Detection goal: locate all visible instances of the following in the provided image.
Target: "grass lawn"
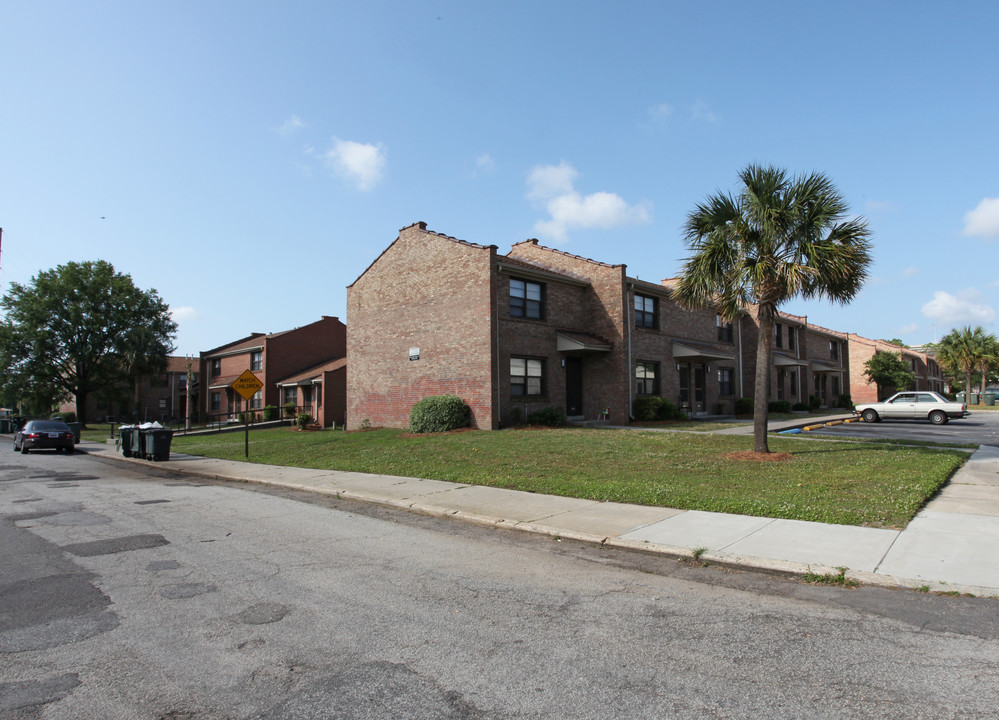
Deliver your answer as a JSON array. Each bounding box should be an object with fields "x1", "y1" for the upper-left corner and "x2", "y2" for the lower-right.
[{"x1": 170, "y1": 426, "x2": 967, "y2": 529}]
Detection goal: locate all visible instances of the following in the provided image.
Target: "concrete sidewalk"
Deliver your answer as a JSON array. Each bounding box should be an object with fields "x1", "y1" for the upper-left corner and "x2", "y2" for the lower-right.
[{"x1": 74, "y1": 435, "x2": 999, "y2": 598}]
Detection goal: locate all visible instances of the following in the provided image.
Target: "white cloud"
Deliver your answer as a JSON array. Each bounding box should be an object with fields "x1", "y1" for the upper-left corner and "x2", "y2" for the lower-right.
[
  {"x1": 963, "y1": 197, "x2": 999, "y2": 240},
  {"x1": 324, "y1": 138, "x2": 386, "y2": 191},
  {"x1": 526, "y1": 162, "x2": 651, "y2": 242},
  {"x1": 277, "y1": 114, "x2": 306, "y2": 135},
  {"x1": 649, "y1": 103, "x2": 673, "y2": 121},
  {"x1": 902, "y1": 266, "x2": 919, "y2": 277},
  {"x1": 474, "y1": 153, "x2": 495, "y2": 174},
  {"x1": 690, "y1": 99, "x2": 718, "y2": 123},
  {"x1": 865, "y1": 200, "x2": 897, "y2": 212},
  {"x1": 171, "y1": 306, "x2": 199, "y2": 323},
  {"x1": 899, "y1": 322, "x2": 919, "y2": 334},
  {"x1": 921, "y1": 289, "x2": 996, "y2": 327}
]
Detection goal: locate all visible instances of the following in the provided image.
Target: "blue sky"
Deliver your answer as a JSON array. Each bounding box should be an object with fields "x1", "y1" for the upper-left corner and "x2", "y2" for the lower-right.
[{"x1": 2, "y1": 1, "x2": 997, "y2": 356}]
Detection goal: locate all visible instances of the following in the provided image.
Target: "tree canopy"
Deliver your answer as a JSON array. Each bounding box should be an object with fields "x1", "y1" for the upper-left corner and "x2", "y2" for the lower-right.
[
  {"x1": 0, "y1": 260, "x2": 177, "y2": 424},
  {"x1": 863, "y1": 351, "x2": 915, "y2": 400},
  {"x1": 674, "y1": 165, "x2": 872, "y2": 453},
  {"x1": 935, "y1": 326, "x2": 998, "y2": 402}
]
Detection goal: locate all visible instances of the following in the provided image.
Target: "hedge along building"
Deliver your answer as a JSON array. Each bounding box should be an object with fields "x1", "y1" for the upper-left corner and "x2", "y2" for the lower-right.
[{"x1": 346, "y1": 222, "x2": 753, "y2": 430}]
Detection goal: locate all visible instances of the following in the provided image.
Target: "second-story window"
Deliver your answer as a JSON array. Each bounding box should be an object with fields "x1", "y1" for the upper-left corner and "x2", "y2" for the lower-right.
[
  {"x1": 251, "y1": 351, "x2": 262, "y2": 371},
  {"x1": 635, "y1": 294, "x2": 657, "y2": 329},
  {"x1": 510, "y1": 278, "x2": 543, "y2": 319},
  {"x1": 830, "y1": 340, "x2": 839, "y2": 360},
  {"x1": 716, "y1": 314, "x2": 733, "y2": 342},
  {"x1": 788, "y1": 326, "x2": 796, "y2": 351},
  {"x1": 775, "y1": 323, "x2": 784, "y2": 349},
  {"x1": 211, "y1": 359, "x2": 221, "y2": 377}
]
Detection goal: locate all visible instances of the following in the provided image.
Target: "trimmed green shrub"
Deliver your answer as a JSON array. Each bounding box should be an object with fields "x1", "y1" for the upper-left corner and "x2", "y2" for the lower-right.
[
  {"x1": 734, "y1": 397, "x2": 754, "y2": 415},
  {"x1": 632, "y1": 395, "x2": 664, "y2": 421},
  {"x1": 792, "y1": 402, "x2": 810, "y2": 411},
  {"x1": 284, "y1": 402, "x2": 297, "y2": 418},
  {"x1": 809, "y1": 394, "x2": 822, "y2": 410},
  {"x1": 768, "y1": 400, "x2": 792, "y2": 414},
  {"x1": 409, "y1": 395, "x2": 470, "y2": 433},
  {"x1": 527, "y1": 406, "x2": 565, "y2": 427},
  {"x1": 834, "y1": 394, "x2": 853, "y2": 409},
  {"x1": 263, "y1": 405, "x2": 279, "y2": 421},
  {"x1": 658, "y1": 398, "x2": 685, "y2": 420},
  {"x1": 51, "y1": 411, "x2": 76, "y2": 423},
  {"x1": 296, "y1": 413, "x2": 313, "y2": 429}
]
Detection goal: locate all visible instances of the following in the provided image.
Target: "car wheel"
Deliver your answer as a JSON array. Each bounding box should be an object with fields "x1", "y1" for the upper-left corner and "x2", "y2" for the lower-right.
[
  {"x1": 65, "y1": 446, "x2": 74, "y2": 454},
  {"x1": 929, "y1": 410, "x2": 948, "y2": 425},
  {"x1": 861, "y1": 409, "x2": 879, "y2": 423},
  {"x1": 20, "y1": 445, "x2": 29, "y2": 454}
]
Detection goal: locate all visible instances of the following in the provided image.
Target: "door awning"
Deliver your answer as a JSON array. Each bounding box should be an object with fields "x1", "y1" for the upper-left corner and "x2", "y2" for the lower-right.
[
  {"x1": 810, "y1": 360, "x2": 842, "y2": 372},
  {"x1": 773, "y1": 353, "x2": 807, "y2": 367},
  {"x1": 556, "y1": 331, "x2": 612, "y2": 353},
  {"x1": 672, "y1": 341, "x2": 735, "y2": 362}
]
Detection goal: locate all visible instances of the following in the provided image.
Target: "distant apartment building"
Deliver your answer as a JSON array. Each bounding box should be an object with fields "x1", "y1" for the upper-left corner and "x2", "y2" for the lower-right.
[{"x1": 200, "y1": 316, "x2": 347, "y2": 427}]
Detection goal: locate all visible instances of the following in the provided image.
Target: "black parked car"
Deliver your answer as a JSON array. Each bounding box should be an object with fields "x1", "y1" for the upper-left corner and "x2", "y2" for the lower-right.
[{"x1": 13, "y1": 420, "x2": 76, "y2": 454}]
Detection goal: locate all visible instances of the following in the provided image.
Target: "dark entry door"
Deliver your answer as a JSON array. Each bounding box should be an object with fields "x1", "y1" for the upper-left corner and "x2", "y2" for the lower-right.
[
  {"x1": 565, "y1": 357, "x2": 583, "y2": 416},
  {"x1": 694, "y1": 364, "x2": 706, "y2": 412}
]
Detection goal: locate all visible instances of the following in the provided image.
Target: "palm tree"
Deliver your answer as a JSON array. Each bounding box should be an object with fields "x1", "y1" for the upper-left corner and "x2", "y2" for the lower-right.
[
  {"x1": 938, "y1": 326, "x2": 997, "y2": 404},
  {"x1": 674, "y1": 165, "x2": 872, "y2": 453}
]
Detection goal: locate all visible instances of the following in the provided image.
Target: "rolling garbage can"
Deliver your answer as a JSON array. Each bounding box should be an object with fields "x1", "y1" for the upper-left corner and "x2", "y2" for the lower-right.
[
  {"x1": 66, "y1": 422, "x2": 82, "y2": 444},
  {"x1": 0, "y1": 419, "x2": 11, "y2": 434},
  {"x1": 131, "y1": 427, "x2": 146, "y2": 459},
  {"x1": 986, "y1": 392, "x2": 996, "y2": 407},
  {"x1": 143, "y1": 428, "x2": 174, "y2": 461},
  {"x1": 119, "y1": 426, "x2": 134, "y2": 457}
]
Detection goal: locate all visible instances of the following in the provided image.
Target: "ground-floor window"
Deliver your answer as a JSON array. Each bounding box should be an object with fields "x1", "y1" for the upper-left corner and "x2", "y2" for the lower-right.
[
  {"x1": 832, "y1": 376, "x2": 841, "y2": 397},
  {"x1": 283, "y1": 387, "x2": 297, "y2": 406},
  {"x1": 790, "y1": 371, "x2": 797, "y2": 397},
  {"x1": 511, "y1": 357, "x2": 543, "y2": 396},
  {"x1": 776, "y1": 368, "x2": 786, "y2": 400},
  {"x1": 210, "y1": 391, "x2": 221, "y2": 411},
  {"x1": 719, "y1": 367, "x2": 734, "y2": 396},
  {"x1": 635, "y1": 361, "x2": 659, "y2": 395}
]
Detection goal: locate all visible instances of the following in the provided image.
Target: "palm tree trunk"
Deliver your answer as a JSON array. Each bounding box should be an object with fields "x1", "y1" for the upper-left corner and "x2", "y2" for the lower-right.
[{"x1": 753, "y1": 308, "x2": 775, "y2": 453}]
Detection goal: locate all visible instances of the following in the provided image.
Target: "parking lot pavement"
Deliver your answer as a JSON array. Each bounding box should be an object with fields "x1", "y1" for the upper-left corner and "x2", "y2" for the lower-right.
[{"x1": 805, "y1": 410, "x2": 999, "y2": 447}]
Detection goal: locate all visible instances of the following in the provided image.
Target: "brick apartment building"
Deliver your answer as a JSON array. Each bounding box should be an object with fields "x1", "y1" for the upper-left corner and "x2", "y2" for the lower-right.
[
  {"x1": 200, "y1": 316, "x2": 347, "y2": 427},
  {"x1": 845, "y1": 334, "x2": 944, "y2": 403},
  {"x1": 348, "y1": 223, "x2": 752, "y2": 430},
  {"x1": 347, "y1": 222, "x2": 942, "y2": 431}
]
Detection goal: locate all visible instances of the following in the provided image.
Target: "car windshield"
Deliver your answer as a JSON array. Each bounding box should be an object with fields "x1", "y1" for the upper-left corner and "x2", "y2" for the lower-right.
[{"x1": 27, "y1": 421, "x2": 71, "y2": 432}]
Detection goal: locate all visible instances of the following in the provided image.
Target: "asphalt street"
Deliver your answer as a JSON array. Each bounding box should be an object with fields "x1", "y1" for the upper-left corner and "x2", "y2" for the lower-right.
[{"x1": 3, "y1": 450, "x2": 999, "y2": 719}]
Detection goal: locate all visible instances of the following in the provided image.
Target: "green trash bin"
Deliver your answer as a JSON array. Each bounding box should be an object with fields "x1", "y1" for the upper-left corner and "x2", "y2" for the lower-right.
[
  {"x1": 985, "y1": 392, "x2": 997, "y2": 407},
  {"x1": 143, "y1": 428, "x2": 174, "y2": 461},
  {"x1": 0, "y1": 419, "x2": 11, "y2": 434},
  {"x1": 119, "y1": 427, "x2": 134, "y2": 457},
  {"x1": 66, "y1": 422, "x2": 82, "y2": 444},
  {"x1": 131, "y1": 427, "x2": 146, "y2": 458}
]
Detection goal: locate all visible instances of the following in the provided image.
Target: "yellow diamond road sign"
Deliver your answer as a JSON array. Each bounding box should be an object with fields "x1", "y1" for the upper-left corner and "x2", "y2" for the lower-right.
[{"x1": 231, "y1": 369, "x2": 264, "y2": 401}]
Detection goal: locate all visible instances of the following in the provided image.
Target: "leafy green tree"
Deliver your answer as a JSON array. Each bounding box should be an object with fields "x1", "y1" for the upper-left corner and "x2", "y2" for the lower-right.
[
  {"x1": 675, "y1": 165, "x2": 872, "y2": 453},
  {"x1": 864, "y1": 351, "x2": 915, "y2": 400},
  {"x1": 0, "y1": 260, "x2": 177, "y2": 425},
  {"x1": 886, "y1": 338, "x2": 909, "y2": 348},
  {"x1": 936, "y1": 326, "x2": 996, "y2": 403}
]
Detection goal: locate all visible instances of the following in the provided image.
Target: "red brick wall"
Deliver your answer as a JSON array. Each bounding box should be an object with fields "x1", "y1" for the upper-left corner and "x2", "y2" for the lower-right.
[
  {"x1": 347, "y1": 223, "x2": 497, "y2": 430},
  {"x1": 506, "y1": 242, "x2": 630, "y2": 424}
]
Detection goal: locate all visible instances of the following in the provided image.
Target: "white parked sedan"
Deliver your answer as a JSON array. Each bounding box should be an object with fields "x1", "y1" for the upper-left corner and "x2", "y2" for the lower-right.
[{"x1": 854, "y1": 391, "x2": 969, "y2": 425}]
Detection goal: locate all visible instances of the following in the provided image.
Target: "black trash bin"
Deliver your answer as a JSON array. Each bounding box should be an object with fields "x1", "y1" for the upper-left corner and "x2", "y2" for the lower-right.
[
  {"x1": 143, "y1": 428, "x2": 174, "y2": 461},
  {"x1": 66, "y1": 422, "x2": 82, "y2": 444},
  {"x1": 0, "y1": 419, "x2": 10, "y2": 434},
  {"x1": 119, "y1": 427, "x2": 134, "y2": 457}
]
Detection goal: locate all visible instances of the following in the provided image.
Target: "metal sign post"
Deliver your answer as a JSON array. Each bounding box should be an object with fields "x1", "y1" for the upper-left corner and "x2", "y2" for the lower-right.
[{"x1": 230, "y1": 370, "x2": 264, "y2": 458}]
